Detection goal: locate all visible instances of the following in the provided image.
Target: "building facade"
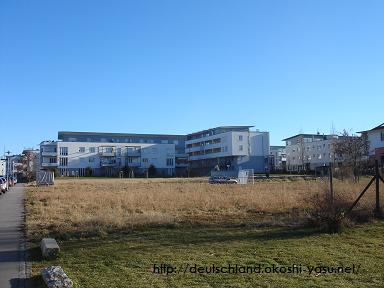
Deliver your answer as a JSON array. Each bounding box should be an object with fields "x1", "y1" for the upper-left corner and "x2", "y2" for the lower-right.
[
  {"x1": 185, "y1": 126, "x2": 269, "y2": 175},
  {"x1": 40, "y1": 131, "x2": 188, "y2": 177},
  {"x1": 40, "y1": 127, "x2": 270, "y2": 177},
  {"x1": 269, "y1": 146, "x2": 286, "y2": 171},
  {"x1": 0, "y1": 159, "x2": 5, "y2": 176},
  {"x1": 359, "y1": 123, "x2": 384, "y2": 166},
  {"x1": 21, "y1": 149, "x2": 40, "y2": 179},
  {"x1": 283, "y1": 133, "x2": 341, "y2": 172}
]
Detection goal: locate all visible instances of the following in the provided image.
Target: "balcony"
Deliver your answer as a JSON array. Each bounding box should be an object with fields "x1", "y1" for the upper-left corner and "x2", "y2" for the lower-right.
[
  {"x1": 41, "y1": 151, "x2": 57, "y2": 157},
  {"x1": 176, "y1": 163, "x2": 188, "y2": 167},
  {"x1": 126, "y1": 150, "x2": 141, "y2": 156},
  {"x1": 100, "y1": 160, "x2": 117, "y2": 167},
  {"x1": 41, "y1": 162, "x2": 58, "y2": 167},
  {"x1": 126, "y1": 162, "x2": 141, "y2": 167},
  {"x1": 99, "y1": 152, "x2": 115, "y2": 157}
]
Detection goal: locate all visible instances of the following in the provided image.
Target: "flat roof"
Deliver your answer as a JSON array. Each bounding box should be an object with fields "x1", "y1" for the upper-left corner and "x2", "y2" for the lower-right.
[
  {"x1": 187, "y1": 126, "x2": 254, "y2": 136},
  {"x1": 58, "y1": 131, "x2": 186, "y2": 139},
  {"x1": 281, "y1": 133, "x2": 332, "y2": 141}
]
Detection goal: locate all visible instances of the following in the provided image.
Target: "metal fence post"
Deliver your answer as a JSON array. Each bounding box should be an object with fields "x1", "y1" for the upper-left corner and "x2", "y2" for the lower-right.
[{"x1": 375, "y1": 160, "x2": 382, "y2": 217}]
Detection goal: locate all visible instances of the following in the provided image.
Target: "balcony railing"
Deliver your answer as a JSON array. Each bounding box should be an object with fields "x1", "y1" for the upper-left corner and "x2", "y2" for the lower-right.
[
  {"x1": 126, "y1": 162, "x2": 141, "y2": 167},
  {"x1": 126, "y1": 150, "x2": 141, "y2": 156},
  {"x1": 41, "y1": 162, "x2": 58, "y2": 167},
  {"x1": 100, "y1": 161, "x2": 117, "y2": 167},
  {"x1": 99, "y1": 152, "x2": 115, "y2": 157},
  {"x1": 41, "y1": 151, "x2": 57, "y2": 157}
]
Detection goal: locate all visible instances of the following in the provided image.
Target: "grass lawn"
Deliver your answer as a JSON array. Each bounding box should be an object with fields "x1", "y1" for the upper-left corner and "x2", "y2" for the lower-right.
[{"x1": 29, "y1": 221, "x2": 384, "y2": 288}]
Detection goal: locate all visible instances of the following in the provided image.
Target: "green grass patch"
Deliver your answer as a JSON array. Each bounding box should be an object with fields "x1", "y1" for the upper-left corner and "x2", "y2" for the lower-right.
[{"x1": 29, "y1": 221, "x2": 384, "y2": 287}]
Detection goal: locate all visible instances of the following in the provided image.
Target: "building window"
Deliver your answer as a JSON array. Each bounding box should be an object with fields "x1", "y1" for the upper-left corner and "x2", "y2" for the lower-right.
[
  {"x1": 89, "y1": 147, "x2": 95, "y2": 153},
  {"x1": 166, "y1": 158, "x2": 174, "y2": 166},
  {"x1": 381, "y1": 131, "x2": 384, "y2": 141},
  {"x1": 142, "y1": 158, "x2": 148, "y2": 163},
  {"x1": 59, "y1": 147, "x2": 68, "y2": 156},
  {"x1": 239, "y1": 145, "x2": 243, "y2": 151},
  {"x1": 117, "y1": 148, "x2": 121, "y2": 156},
  {"x1": 89, "y1": 157, "x2": 94, "y2": 163},
  {"x1": 59, "y1": 157, "x2": 68, "y2": 166},
  {"x1": 79, "y1": 147, "x2": 85, "y2": 153},
  {"x1": 239, "y1": 135, "x2": 243, "y2": 141},
  {"x1": 49, "y1": 157, "x2": 56, "y2": 163}
]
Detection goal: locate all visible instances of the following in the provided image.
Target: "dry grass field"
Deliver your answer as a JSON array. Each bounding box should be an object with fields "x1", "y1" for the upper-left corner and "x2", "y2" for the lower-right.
[
  {"x1": 26, "y1": 177, "x2": 384, "y2": 288},
  {"x1": 25, "y1": 177, "x2": 381, "y2": 240}
]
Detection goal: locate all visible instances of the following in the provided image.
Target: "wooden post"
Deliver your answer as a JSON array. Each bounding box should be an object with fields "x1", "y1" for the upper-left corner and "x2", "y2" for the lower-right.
[
  {"x1": 374, "y1": 160, "x2": 382, "y2": 217},
  {"x1": 329, "y1": 162, "x2": 334, "y2": 206}
]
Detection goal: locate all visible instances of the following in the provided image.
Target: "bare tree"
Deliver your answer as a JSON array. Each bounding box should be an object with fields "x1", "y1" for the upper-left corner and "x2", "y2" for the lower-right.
[
  {"x1": 298, "y1": 137, "x2": 307, "y2": 173},
  {"x1": 333, "y1": 130, "x2": 369, "y2": 182}
]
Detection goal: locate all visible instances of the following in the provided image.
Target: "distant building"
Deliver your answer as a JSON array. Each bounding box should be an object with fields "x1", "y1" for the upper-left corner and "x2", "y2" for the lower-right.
[
  {"x1": 40, "y1": 127, "x2": 270, "y2": 177},
  {"x1": 0, "y1": 159, "x2": 5, "y2": 175},
  {"x1": 283, "y1": 133, "x2": 341, "y2": 172},
  {"x1": 2, "y1": 154, "x2": 23, "y2": 177},
  {"x1": 40, "y1": 131, "x2": 187, "y2": 177},
  {"x1": 269, "y1": 146, "x2": 286, "y2": 171},
  {"x1": 358, "y1": 123, "x2": 384, "y2": 166},
  {"x1": 21, "y1": 148, "x2": 40, "y2": 179},
  {"x1": 185, "y1": 126, "x2": 269, "y2": 175}
]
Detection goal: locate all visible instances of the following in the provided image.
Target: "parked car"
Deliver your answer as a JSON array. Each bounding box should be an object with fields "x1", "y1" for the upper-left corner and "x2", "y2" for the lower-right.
[
  {"x1": 209, "y1": 176, "x2": 238, "y2": 184},
  {"x1": 0, "y1": 178, "x2": 7, "y2": 193},
  {"x1": 12, "y1": 176, "x2": 17, "y2": 185}
]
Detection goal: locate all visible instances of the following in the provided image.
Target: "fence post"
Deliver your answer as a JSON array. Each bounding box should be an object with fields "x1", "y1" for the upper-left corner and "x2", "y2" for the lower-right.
[
  {"x1": 374, "y1": 160, "x2": 382, "y2": 217},
  {"x1": 329, "y1": 162, "x2": 334, "y2": 206}
]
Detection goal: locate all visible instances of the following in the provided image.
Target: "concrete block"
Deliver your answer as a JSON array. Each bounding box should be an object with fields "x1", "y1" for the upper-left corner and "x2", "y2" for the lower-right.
[
  {"x1": 41, "y1": 266, "x2": 73, "y2": 288},
  {"x1": 40, "y1": 238, "x2": 60, "y2": 259}
]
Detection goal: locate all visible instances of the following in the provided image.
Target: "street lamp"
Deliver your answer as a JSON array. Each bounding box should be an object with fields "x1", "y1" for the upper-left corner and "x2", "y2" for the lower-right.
[{"x1": 5, "y1": 150, "x2": 11, "y2": 189}]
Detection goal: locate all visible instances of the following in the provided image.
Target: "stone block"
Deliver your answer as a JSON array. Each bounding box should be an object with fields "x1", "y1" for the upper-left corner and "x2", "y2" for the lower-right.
[
  {"x1": 40, "y1": 238, "x2": 60, "y2": 259},
  {"x1": 41, "y1": 266, "x2": 73, "y2": 288}
]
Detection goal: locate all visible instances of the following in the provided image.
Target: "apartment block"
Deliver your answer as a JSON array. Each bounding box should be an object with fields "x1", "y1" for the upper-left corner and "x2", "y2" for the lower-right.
[
  {"x1": 359, "y1": 123, "x2": 384, "y2": 166},
  {"x1": 0, "y1": 160, "x2": 5, "y2": 175},
  {"x1": 269, "y1": 146, "x2": 286, "y2": 171},
  {"x1": 283, "y1": 133, "x2": 341, "y2": 172},
  {"x1": 40, "y1": 131, "x2": 188, "y2": 177},
  {"x1": 185, "y1": 126, "x2": 269, "y2": 175}
]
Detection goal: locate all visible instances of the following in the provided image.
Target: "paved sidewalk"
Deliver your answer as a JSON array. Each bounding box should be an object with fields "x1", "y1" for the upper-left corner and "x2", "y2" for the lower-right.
[{"x1": 0, "y1": 184, "x2": 27, "y2": 288}]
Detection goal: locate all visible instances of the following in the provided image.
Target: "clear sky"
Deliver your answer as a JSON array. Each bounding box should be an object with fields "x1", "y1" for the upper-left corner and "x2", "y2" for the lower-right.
[{"x1": 0, "y1": 0, "x2": 383, "y2": 155}]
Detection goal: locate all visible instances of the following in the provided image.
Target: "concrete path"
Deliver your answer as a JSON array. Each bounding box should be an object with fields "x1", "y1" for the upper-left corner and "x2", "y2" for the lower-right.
[{"x1": 0, "y1": 184, "x2": 28, "y2": 288}]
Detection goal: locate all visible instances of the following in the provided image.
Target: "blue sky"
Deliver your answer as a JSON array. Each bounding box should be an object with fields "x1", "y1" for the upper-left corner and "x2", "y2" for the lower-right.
[{"x1": 0, "y1": 0, "x2": 383, "y2": 154}]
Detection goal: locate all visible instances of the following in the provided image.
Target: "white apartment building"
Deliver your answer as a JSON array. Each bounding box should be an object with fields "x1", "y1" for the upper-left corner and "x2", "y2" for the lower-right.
[
  {"x1": 0, "y1": 160, "x2": 5, "y2": 175},
  {"x1": 359, "y1": 123, "x2": 384, "y2": 166},
  {"x1": 186, "y1": 126, "x2": 269, "y2": 175},
  {"x1": 40, "y1": 140, "x2": 176, "y2": 177},
  {"x1": 269, "y1": 146, "x2": 286, "y2": 171},
  {"x1": 283, "y1": 133, "x2": 342, "y2": 172}
]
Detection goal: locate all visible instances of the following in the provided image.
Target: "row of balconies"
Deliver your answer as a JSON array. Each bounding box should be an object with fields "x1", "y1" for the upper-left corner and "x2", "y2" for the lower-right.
[
  {"x1": 41, "y1": 150, "x2": 141, "y2": 157},
  {"x1": 41, "y1": 161, "x2": 143, "y2": 168},
  {"x1": 185, "y1": 142, "x2": 222, "y2": 153}
]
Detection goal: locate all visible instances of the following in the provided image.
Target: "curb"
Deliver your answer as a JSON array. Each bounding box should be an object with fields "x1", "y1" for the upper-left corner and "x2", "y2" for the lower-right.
[{"x1": 19, "y1": 186, "x2": 32, "y2": 288}]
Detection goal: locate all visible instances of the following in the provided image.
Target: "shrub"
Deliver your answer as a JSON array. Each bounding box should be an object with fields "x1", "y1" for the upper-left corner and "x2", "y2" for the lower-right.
[{"x1": 305, "y1": 191, "x2": 350, "y2": 233}]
